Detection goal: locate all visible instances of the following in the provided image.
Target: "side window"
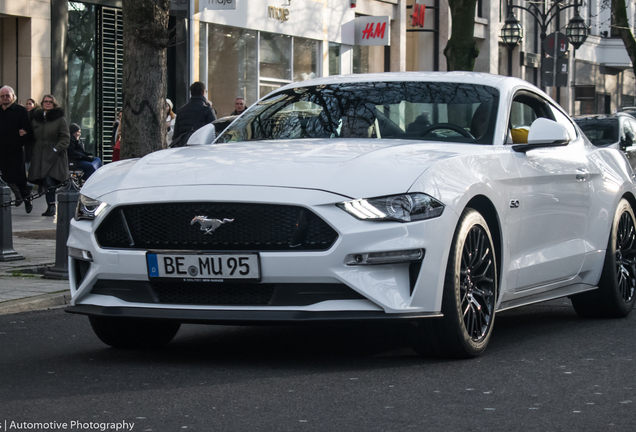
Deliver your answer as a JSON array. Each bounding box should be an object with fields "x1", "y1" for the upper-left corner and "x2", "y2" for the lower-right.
[
  {"x1": 508, "y1": 97, "x2": 541, "y2": 144},
  {"x1": 510, "y1": 101, "x2": 536, "y2": 129},
  {"x1": 508, "y1": 92, "x2": 555, "y2": 144},
  {"x1": 624, "y1": 119, "x2": 636, "y2": 137}
]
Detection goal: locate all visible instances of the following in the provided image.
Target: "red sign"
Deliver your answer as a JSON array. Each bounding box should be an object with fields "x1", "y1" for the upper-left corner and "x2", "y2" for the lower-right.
[
  {"x1": 411, "y1": 3, "x2": 426, "y2": 28},
  {"x1": 355, "y1": 16, "x2": 390, "y2": 46},
  {"x1": 362, "y1": 22, "x2": 386, "y2": 40}
]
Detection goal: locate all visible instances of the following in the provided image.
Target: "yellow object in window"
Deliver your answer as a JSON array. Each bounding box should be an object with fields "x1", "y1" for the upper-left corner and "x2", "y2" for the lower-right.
[{"x1": 511, "y1": 128, "x2": 529, "y2": 144}]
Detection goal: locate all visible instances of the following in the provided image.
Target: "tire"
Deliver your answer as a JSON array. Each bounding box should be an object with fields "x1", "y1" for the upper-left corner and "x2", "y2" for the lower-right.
[
  {"x1": 414, "y1": 208, "x2": 498, "y2": 358},
  {"x1": 571, "y1": 198, "x2": 636, "y2": 318},
  {"x1": 89, "y1": 316, "x2": 181, "y2": 349}
]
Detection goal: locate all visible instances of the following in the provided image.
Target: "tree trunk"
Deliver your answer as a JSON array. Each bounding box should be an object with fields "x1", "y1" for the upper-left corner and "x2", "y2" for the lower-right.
[
  {"x1": 121, "y1": 0, "x2": 170, "y2": 159},
  {"x1": 612, "y1": 0, "x2": 636, "y2": 78},
  {"x1": 444, "y1": 0, "x2": 479, "y2": 71}
]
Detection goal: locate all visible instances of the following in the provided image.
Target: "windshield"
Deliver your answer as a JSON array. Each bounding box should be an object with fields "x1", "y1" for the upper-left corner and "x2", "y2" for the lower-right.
[
  {"x1": 575, "y1": 118, "x2": 619, "y2": 146},
  {"x1": 216, "y1": 82, "x2": 500, "y2": 145}
]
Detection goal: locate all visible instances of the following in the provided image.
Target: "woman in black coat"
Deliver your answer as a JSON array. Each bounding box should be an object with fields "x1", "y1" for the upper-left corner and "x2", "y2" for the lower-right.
[{"x1": 28, "y1": 94, "x2": 70, "y2": 216}]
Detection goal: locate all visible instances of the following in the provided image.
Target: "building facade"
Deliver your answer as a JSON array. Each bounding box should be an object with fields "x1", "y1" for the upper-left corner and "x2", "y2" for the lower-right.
[{"x1": 1, "y1": 0, "x2": 634, "y2": 160}]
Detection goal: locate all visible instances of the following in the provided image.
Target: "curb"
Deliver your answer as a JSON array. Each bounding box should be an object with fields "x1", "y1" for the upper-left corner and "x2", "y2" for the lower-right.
[{"x1": 0, "y1": 291, "x2": 71, "y2": 316}]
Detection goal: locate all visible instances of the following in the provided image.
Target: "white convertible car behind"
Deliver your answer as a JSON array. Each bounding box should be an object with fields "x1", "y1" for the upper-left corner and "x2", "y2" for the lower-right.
[{"x1": 66, "y1": 72, "x2": 636, "y2": 358}]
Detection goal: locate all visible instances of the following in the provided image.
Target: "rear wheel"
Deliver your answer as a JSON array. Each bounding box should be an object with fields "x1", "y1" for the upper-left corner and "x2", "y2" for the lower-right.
[
  {"x1": 571, "y1": 198, "x2": 636, "y2": 318},
  {"x1": 414, "y1": 208, "x2": 497, "y2": 358},
  {"x1": 89, "y1": 316, "x2": 181, "y2": 349}
]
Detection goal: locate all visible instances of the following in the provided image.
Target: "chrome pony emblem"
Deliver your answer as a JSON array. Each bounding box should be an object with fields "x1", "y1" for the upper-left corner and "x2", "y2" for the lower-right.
[{"x1": 191, "y1": 216, "x2": 234, "y2": 235}]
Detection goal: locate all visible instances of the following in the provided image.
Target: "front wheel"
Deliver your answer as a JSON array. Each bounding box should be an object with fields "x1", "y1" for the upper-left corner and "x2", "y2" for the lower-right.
[
  {"x1": 571, "y1": 198, "x2": 636, "y2": 318},
  {"x1": 414, "y1": 208, "x2": 498, "y2": 358},
  {"x1": 89, "y1": 316, "x2": 181, "y2": 349}
]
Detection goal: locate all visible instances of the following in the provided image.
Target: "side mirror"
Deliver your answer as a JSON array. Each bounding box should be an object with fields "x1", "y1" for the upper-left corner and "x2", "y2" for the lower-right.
[
  {"x1": 186, "y1": 123, "x2": 216, "y2": 146},
  {"x1": 621, "y1": 131, "x2": 634, "y2": 150},
  {"x1": 512, "y1": 118, "x2": 570, "y2": 153}
]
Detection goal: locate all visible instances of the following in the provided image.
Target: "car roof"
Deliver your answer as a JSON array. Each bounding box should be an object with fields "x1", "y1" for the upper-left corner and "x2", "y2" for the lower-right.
[{"x1": 274, "y1": 71, "x2": 540, "y2": 95}]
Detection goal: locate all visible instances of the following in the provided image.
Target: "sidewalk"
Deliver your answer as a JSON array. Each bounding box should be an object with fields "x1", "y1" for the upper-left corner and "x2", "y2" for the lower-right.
[{"x1": 0, "y1": 195, "x2": 71, "y2": 315}]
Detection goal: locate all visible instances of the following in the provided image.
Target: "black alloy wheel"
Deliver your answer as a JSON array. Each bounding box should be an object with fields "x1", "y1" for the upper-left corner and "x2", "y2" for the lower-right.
[
  {"x1": 571, "y1": 199, "x2": 636, "y2": 318},
  {"x1": 413, "y1": 208, "x2": 498, "y2": 358},
  {"x1": 614, "y1": 210, "x2": 636, "y2": 303},
  {"x1": 461, "y1": 224, "x2": 497, "y2": 342}
]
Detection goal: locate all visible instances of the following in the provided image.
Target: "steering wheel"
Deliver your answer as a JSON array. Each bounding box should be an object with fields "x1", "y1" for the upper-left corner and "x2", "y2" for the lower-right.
[{"x1": 418, "y1": 123, "x2": 474, "y2": 139}]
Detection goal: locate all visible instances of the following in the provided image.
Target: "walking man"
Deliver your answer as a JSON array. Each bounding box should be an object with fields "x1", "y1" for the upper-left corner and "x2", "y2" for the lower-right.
[
  {"x1": 172, "y1": 82, "x2": 217, "y2": 147},
  {"x1": 0, "y1": 85, "x2": 33, "y2": 213}
]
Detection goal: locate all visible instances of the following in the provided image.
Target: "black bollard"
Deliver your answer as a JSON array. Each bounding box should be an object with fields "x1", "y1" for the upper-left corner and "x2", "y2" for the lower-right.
[
  {"x1": 0, "y1": 175, "x2": 25, "y2": 262},
  {"x1": 43, "y1": 180, "x2": 80, "y2": 279}
]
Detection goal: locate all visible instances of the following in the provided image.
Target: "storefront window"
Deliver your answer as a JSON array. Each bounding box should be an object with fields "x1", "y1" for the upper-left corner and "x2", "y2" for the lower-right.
[
  {"x1": 205, "y1": 24, "x2": 322, "y2": 108},
  {"x1": 260, "y1": 33, "x2": 291, "y2": 81},
  {"x1": 353, "y1": 45, "x2": 385, "y2": 73},
  {"x1": 293, "y1": 37, "x2": 319, "y2": 82},
  {"x1": 329, "y1": 43, "x2": 340, "y2": 76},
  {"x1": 207, "y1": 24, "x2": 258, "y2": 118},
  {"x1": 68, "y1": 2, "x2": 97, "y2": 154}
]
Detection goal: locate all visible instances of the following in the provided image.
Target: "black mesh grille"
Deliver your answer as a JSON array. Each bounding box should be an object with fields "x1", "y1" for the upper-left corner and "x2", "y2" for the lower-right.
[
  {"x1": 95, "y1": 202, "x2": 338, "y2": 251},
  {"x1": 90, "y1": 280, "x2": 364, "y2": 306},
  {"x1": 152, "y1": 282, "x2": 275, "y2": 305}
]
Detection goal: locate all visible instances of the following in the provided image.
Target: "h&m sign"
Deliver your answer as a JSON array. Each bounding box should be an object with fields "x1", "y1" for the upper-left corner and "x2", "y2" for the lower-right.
[
  {"x1": 354, "y1": 16, "x2": 390, "y2": 46},
  {"x1": 411, "y1": 1, "x2": 425, "y2": 28}
]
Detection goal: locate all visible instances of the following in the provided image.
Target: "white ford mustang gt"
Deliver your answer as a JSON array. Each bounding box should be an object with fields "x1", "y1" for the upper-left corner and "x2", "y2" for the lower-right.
[{"x1": 66, "y1": 72, "x2": 636, "y2": 358}]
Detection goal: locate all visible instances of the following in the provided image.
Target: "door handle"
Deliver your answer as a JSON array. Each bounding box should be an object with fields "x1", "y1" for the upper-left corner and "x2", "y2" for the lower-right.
[{"x1": 576, "y1": 168, "x2": 588, "y2": 181}]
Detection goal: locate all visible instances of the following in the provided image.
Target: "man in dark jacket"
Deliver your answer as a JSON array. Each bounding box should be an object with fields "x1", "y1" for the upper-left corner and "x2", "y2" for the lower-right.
[
  {"x1": 0, "y1": 85, "x2": 33, "y2": 213},
  {"x1": 172, "y1": 81, "x2": 217, "y2": 146},
  {"x1": 230, "y1": 97, "x2": 247, "y2": 116}
]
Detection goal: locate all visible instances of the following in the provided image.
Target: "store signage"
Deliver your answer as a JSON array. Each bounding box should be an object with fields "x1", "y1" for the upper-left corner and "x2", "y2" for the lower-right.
[
  {"x1": 268, "y1": 6, "x2": 290, "y2": 22},
  {"x1": 171, "y1": 0, "x2": 188, "y2": 11},
  {"x1": 355, "y1": 16, "x2": 390, "y2": 46},
  {"x1": 201, "y1": 0, "x2": 236, "y2": 11},
  {"x1": 411, "y1": 1, "x2": 425, "y2": 28}
]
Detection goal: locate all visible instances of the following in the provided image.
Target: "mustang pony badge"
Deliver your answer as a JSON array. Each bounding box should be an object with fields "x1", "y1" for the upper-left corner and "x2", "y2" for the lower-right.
[{"x1": 191, "y1": 216, "x2": 234, "y2": 235}]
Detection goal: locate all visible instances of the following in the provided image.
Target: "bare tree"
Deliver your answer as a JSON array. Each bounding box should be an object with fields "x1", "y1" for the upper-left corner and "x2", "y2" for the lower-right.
[
  {"x1": 444, "y1": 0, "x2": 479, "y2": 71},
  {"x1": 611, "y1": 0, "x2": 636, "y2": 77},
  {"x1": 121, "y1": 0, "x2": 171, "y2": 159}
]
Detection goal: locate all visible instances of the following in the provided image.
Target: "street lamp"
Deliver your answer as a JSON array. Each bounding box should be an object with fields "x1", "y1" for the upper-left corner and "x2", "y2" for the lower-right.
[
  {"x1": 565, "y1": 9, "x2": 589, "y2": 50},
  {"x1": 500, "y1": 11, "x2": 523, "y2": 76},
  {"x1": 503, "y1": 0, "x2": 590, "y2": 89}
]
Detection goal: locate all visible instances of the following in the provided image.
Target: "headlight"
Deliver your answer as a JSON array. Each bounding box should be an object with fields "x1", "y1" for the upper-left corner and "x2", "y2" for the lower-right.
[
  {"x1": 337, "y1": 193, "x2": 444, "y2": 222},
  {"x1": 75, "y1": 194, "x2": 107, "y2": 221}
]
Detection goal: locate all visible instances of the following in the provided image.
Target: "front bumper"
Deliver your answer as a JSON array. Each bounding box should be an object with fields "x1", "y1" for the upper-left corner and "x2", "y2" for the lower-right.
[
  {"x1": 65, "y1": 304, "x2": 441, "y2": 324},
  {"x1": 67, "y1": 185, "x2": 458, "y2": 319}
]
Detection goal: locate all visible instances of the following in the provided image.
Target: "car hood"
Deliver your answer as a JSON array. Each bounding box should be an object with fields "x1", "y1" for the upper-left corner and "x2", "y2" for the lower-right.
[{"x1": 83, "y1": 139, "x2": 471, "y2": 200}]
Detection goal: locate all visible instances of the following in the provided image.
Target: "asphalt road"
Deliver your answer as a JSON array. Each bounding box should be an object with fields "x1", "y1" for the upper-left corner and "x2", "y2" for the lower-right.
[{"x1": 1, "y1": 299, "x2": 635, "y2": 432}]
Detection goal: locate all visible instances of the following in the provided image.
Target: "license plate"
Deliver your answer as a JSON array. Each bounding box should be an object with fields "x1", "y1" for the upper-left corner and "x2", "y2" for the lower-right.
[{"x1": 147, "y1": 253, "x2": 260, "y2": 281}]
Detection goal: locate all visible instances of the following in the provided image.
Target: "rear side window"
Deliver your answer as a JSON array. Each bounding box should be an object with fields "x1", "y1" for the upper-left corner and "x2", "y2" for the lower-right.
[{"x1": 575, "y1": 118, "x2": 618, "y2": 146}]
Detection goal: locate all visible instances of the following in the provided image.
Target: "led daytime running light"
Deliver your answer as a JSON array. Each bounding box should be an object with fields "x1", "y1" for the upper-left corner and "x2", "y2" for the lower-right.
[{"x1": 338, "y1": 193, "x2": 444, "y2": 222}]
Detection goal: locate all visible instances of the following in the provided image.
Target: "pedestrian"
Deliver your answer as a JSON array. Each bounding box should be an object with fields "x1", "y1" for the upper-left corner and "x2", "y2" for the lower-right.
[
  {"x1": 67, "y1": 123, "x2": 102, "y2": 181},
  {"x1": 28, "y1": 94, "x2": 70, "y2": 217},
  {"x1": 25, "y1": 98, "x2": 38, "y2": 113},
  {"x1": 230, "y1": 97, "x2": 247, "y2": 116},
  {"x1": 23, "y1": 98, "x2": 38, "y2": 176},
  {"x1": 165, "y1": 99, "x2": 176, "y2": 148},
  {"x1": 112, "y1": 114, "x2": 122, "y2": 162},
  {"x1": 0, "y1": 85, "x2": 33, "y2": 213},
  {"x1": 171, "y1": 81, "x2": 216, "y2": 147},
  {"x1": 111, "y1": 109, "x2": 121, "y2": 148}
]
